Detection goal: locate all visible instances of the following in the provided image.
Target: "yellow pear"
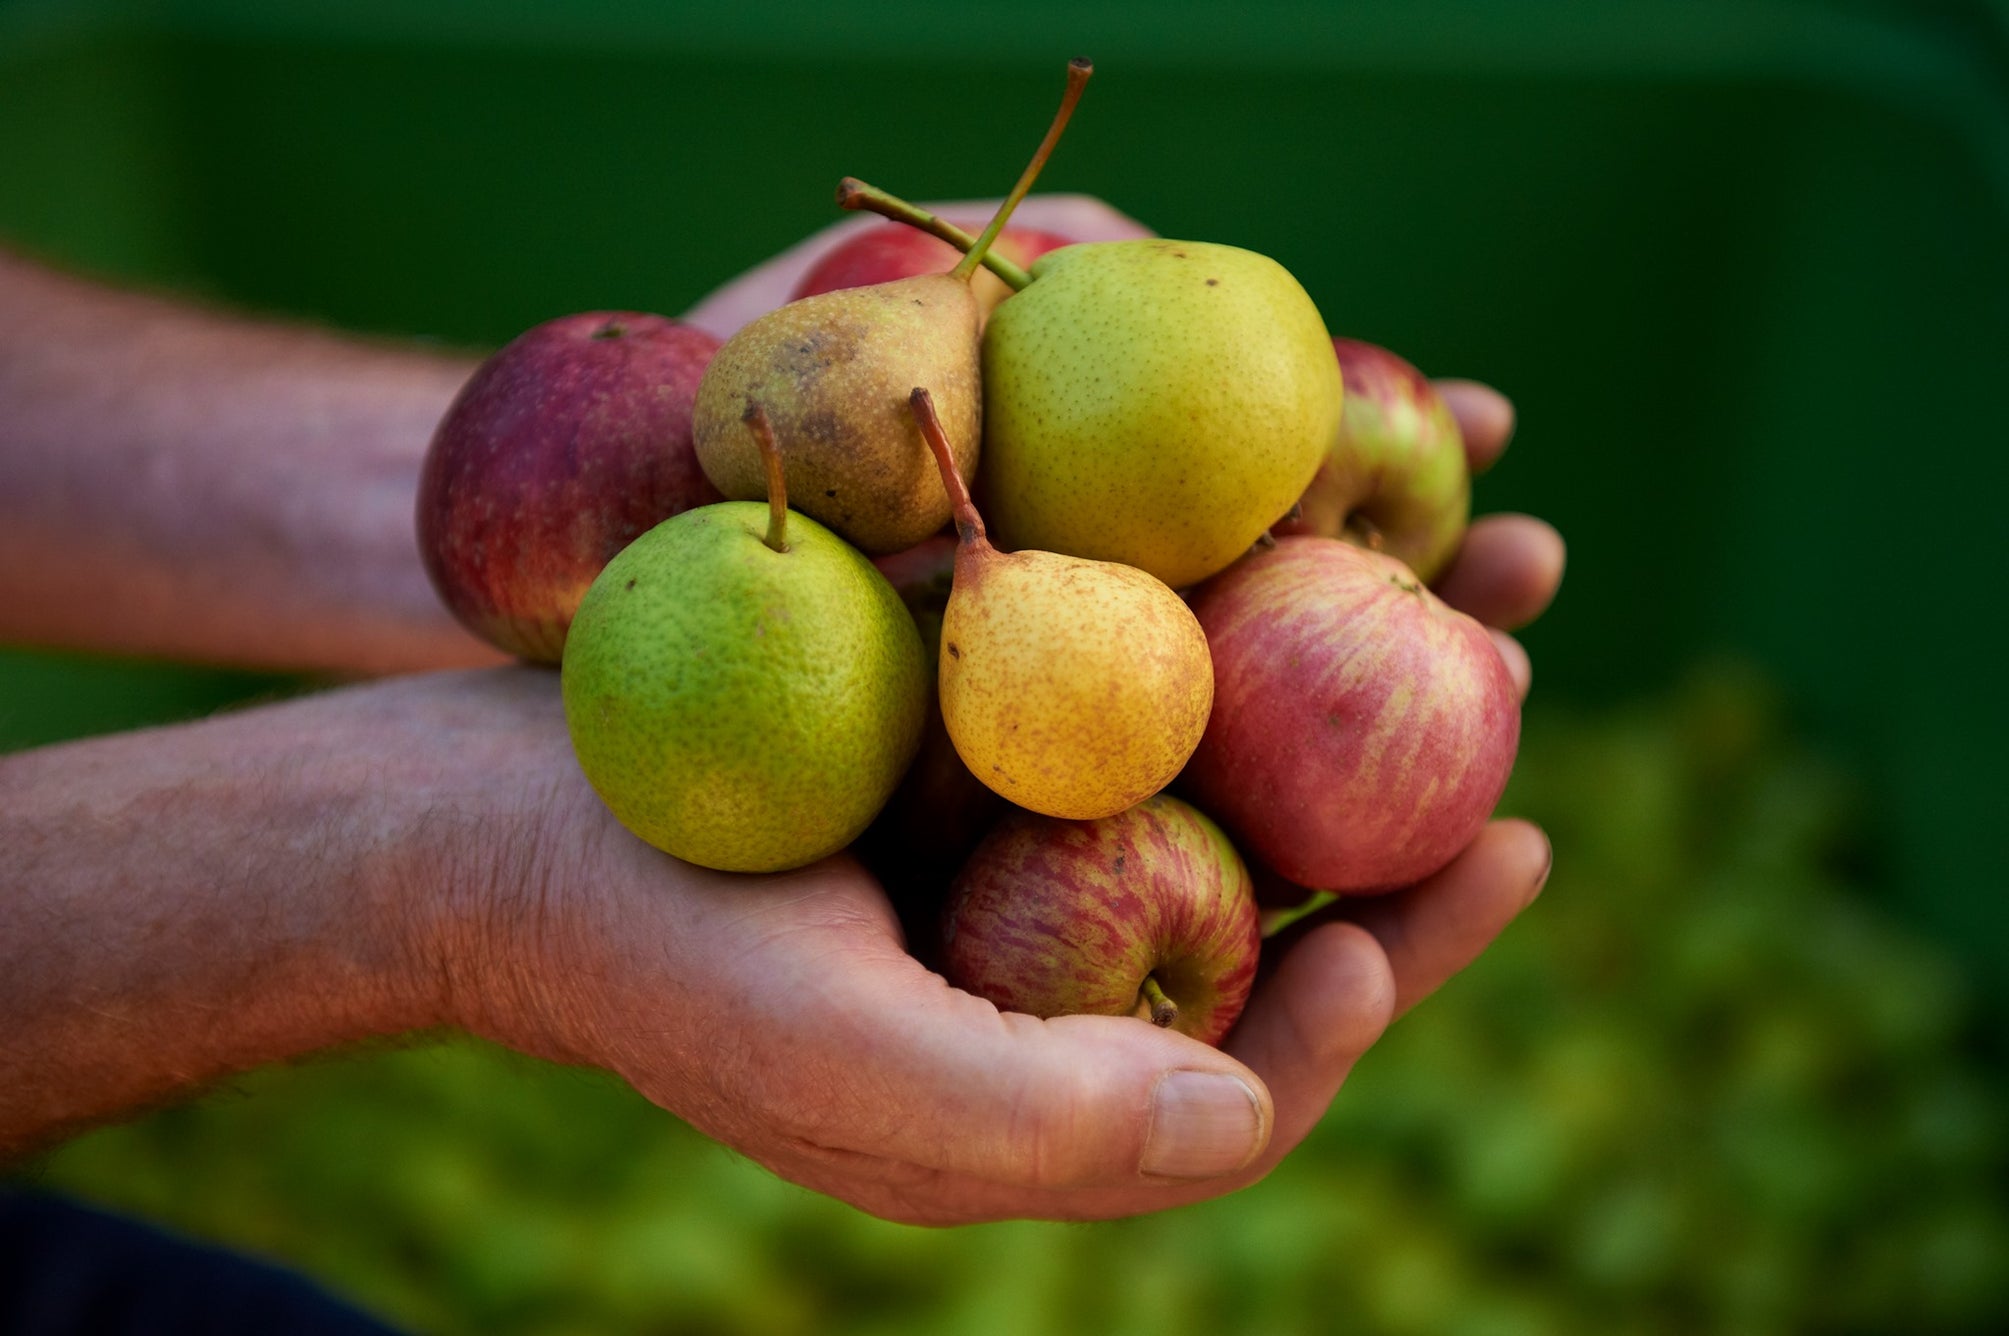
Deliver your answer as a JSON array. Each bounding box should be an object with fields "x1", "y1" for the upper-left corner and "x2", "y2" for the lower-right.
[{"x1": 909, "y1": 387, "x2": 1213, "y2": 821}]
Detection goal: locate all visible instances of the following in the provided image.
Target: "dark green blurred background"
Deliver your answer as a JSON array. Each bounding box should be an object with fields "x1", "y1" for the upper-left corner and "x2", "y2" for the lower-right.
[{"x1": 4, "y1": 1, "x2": 2006, "y2": 1331}]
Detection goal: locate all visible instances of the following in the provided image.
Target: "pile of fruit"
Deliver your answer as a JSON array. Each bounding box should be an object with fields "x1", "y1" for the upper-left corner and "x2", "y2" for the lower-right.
[{"x1": 414, "y1": 60, "x2": 1521, "y2": 1045}]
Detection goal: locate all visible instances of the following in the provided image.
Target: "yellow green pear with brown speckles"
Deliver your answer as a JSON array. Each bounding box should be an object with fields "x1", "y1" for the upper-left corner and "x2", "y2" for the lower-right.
[
  {"x1": 560, "y1": 452, "x2": 928, "y2": 872},
  {"x1": 691, "y1": 275, "x2": 984, "y2": 555},
  {"x1": 910, "y1": 388, "x2": 1212, "y2": 821},
  {"x1": 979, "y1": 238, "x2": 1343, "y2": 590}
]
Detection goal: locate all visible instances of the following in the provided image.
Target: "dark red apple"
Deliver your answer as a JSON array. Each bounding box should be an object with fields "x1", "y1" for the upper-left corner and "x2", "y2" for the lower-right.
[
  {"x1": 1274, "y1": 338, "x2": 1470, "y2": 584},
  {"x1": 941, "y1": 795, "x2": 1261, "y2": 1047},
  {"x1": 1181, "y1": 536, "x2": 1519, "y2": 893},
  {"x1": 791, "y1": 220, "x2": 1070, "y2": 319},
  {"x1": 417, "y1": 311, "x2": 720, "y2": 661}
]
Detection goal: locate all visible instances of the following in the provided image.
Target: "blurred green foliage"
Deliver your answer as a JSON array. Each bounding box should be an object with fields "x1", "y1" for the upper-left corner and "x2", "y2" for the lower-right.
[{"x1": 18, "y1": 665, "x2": 2007, "y2": 1334}]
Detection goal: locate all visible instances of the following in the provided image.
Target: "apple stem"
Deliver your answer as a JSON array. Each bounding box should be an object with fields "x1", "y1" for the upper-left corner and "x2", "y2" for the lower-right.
[
  {"x1": 1139, "y1": 976, "x2": 1179, "y2": 1029},
  {"x1": 949, "y1": 57, "x2": 1092, "y2": 286},
  {"x1": 743, "y1": 401, "x2": 789, "y2": 554},
  {"x1": 1345, "y1": 513, "x2": 1387, "y2": 553},
  {"x1": 909, "y1": 387, "x2": 988, "y2": 550},
  {"x1": 834, "y1": 180, "x2": 1033, "y2": 291}
]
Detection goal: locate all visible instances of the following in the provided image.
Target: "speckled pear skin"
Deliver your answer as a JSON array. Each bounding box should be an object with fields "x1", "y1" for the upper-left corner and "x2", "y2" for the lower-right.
[
  {"x1": 692, "y1": 275, "x2": 982, "y2": 554},
  {"x1": 939, "y1": 540, "x2": 1214, "y2": 821},
  {"x1": 561, "y1": 502, "x2": 928, "y2": 874},
  {"x1": 979, "y1": 239, "x2": 1344, "y2": 589}
]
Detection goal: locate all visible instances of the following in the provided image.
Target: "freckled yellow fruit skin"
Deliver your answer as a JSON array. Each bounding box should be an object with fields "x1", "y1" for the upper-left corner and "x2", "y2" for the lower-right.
[
  {"x1": 980, "y1": 239, "x2": 1344, "y2": 590},
  {"x1": 938, "y1": 547, "x2": 1214, "y2": 820},
  {"x1": 561, "y1": 502, "x2": 928, "y2": 873},
  {"x1": 692, "y1": 276, "x2": 982, "y2": 555}
]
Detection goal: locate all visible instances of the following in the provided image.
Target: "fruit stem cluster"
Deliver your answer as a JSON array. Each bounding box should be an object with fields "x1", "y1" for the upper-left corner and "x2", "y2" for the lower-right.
[
  {"x1": 833, "y1": 181, "x2": 1034, "y2": 292},
  {"x1": 948, "y1": 57, "x2": 1092, "y2": 286}
]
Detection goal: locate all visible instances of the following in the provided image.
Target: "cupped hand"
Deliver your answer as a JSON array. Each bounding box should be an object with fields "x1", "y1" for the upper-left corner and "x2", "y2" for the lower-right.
[{"x1": 415, "y1": 384, "x2": 1559, "y2": 1226}]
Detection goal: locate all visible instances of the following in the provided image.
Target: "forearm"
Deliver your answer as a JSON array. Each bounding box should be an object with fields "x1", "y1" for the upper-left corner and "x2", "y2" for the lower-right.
[
  {"x1": 0, "y1": 248, "x2": 501, "y2": 674},
  {"x1": 0, "y1": 676, "x2": 504, "y2": 1157}
]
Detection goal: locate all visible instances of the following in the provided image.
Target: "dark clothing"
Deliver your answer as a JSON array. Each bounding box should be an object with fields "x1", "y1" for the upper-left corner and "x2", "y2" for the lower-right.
[{"x1": 0, "y1": 1191, "x2": 402, "y2": 1335}]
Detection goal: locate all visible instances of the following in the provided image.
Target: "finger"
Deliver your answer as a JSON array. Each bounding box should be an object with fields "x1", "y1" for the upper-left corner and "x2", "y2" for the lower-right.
[
  {"x1": 1217, "y1": 920, "x2": 1396, "y2": 1155},
  {"x1": 1490, "y1": 629, "x2": 1533, "y2": 701},
  {"x1": 1331, "y1": 819, "x2": 1550, "y2": 1017},
  {"x1": 1433, "y1": 513, "x2": 1565, "y2": 631},
  {"x1": 949, "y1": 193, "x2": 1156, "y2": 243},
  {"x1": 1435, "y1": 379, "x2": 1516, "y2": 474},
  {"x1": 786, "y1": 917, "x2": 1395, "y2": 1225},
  {"x1": 691, "y1": 881, "x2": 1276, "y2": 1198},
  {"x1": 680, "y1": 217, "x2": 880, "y2": 340}
]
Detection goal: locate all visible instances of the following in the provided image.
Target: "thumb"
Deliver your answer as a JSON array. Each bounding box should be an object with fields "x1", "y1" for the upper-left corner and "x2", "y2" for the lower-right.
[
  {"x1": 768, "y1": 929, "x2": 1277, "y2": 1192},
  {"x1": 651, "y1": 862, "x2": 1276, "y2": 1201}
]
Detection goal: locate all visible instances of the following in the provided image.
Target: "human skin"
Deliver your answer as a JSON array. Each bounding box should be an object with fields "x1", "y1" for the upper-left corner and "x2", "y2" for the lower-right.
[{"x1": 0, "y1": 202, "x2": 1564, "y2": 1224}]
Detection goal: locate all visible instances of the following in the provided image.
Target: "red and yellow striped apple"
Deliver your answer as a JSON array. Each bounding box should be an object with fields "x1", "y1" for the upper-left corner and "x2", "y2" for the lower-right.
[
  {"x1": 1181, "y1": 536, "x2": 1519, "y2": 893},
  {"x1": 1274, "y1": 338, "x2": 1471, "y2": 584},
  {"x1": 941, "y1": 794, "x2": 1261, "y2": 1047}
]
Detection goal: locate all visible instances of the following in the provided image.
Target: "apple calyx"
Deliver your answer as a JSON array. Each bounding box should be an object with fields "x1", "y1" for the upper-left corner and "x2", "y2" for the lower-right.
[
  {"x1": 1137, "y1": 975, "x2": 1179, "y2": 1028},
  {"x1": 742, "y1": 401, "x2": 790, "y2": 553}
]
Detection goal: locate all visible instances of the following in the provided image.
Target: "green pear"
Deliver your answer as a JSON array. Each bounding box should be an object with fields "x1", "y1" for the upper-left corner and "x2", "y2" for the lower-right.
[
  {"x1": 690, "y1": 59, "x2": 1094, "y2": 556},
  {"x1": 910, "y1": 388, "x2": 1213, "y2": 822},
  {"x1": 562, "y1": 409, "x2": 927, "y2": 873},
  {"x1": 977, "y1": 239, "x2": 1343, "y2": 589}
]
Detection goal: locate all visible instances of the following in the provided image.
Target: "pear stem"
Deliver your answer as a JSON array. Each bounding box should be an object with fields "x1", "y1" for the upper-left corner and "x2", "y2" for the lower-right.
[
  {"x1": 908, "y1": 387, "x2": 987, "y2": 549},
  {"x1": 743, "y1": 401, "x2": 789, "y2": 553},
  {"x1": 834, "y1": 180, "x2": 1033, "y2": 291},
  {"x1": 949, "y1": 57, "x2": 1092, "y2": 285},
  {"x1": 1138, "y1": 976, "x2": 1179, "y2": 1029}
]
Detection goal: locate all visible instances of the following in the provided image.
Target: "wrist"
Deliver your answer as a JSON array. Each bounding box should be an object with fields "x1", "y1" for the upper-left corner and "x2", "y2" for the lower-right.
[{"x1": 379, "y1": 669, "x2": 616, "y2": 1065}]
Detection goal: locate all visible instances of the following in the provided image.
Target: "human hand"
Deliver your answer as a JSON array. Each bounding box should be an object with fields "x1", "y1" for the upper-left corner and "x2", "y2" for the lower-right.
[{"x1": 408, "y1": 397, "x2": 1557, "y2": 1225}]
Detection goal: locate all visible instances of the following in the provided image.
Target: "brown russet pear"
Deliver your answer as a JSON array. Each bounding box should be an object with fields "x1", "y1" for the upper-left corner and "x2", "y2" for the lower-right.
[
  {"x1": 910, "y1": 388, "x2": 1213, "y2": 821},
  {"x1": 691, "y1": 59, "x2": 1092, "y2": 555}
]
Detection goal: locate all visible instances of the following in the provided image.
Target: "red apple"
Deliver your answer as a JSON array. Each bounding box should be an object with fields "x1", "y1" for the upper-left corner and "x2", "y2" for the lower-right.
[
  {"x1": 791, "y1": 220, "x2": 1070, "y2": 319},
  {"x1": 416, "y1": 311, "x2": 721, "y2": 661},
  {"x1": 1274, "y1": 338, "x2": 1470, "y2": 584},
  {"x1": 1181, "y1": 536, "x2": 1519, "y2": 893},
  {"x1": 941, "y1": 795, "x2": 1261, "y2": 1047}
]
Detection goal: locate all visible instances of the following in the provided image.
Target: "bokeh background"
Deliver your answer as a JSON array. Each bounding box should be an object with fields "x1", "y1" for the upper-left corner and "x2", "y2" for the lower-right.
[{"x1": 3, "y1": 0, "x2": 2006, "y2": 1331}]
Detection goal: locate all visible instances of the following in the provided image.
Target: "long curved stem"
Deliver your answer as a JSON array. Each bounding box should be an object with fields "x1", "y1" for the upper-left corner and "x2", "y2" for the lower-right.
[{"x1": 950, "y1": 57, "x2": 1093, "y2": 285}]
